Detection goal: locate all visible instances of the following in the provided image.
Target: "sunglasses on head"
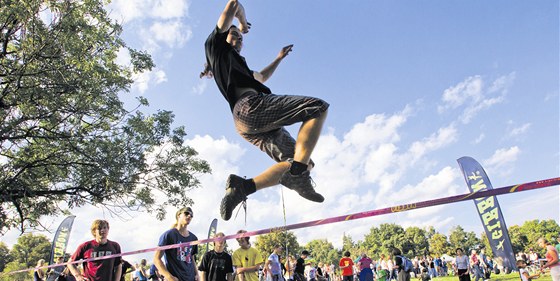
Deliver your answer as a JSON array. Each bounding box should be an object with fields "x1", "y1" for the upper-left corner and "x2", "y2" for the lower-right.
[{"x1": 183, "y1": 211, "x2": 193, "y2": 217}]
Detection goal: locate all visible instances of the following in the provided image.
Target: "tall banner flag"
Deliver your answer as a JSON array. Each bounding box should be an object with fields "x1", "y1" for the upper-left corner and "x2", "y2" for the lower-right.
[
  {"x1": 205, "y1": 218, "x2": 218, "y2": 254},
  {"x1": 457, "y1": 156, "x2": 517, "y2": 272},
  {"x1": 49, "y1": 215, "x2": 76, "y2": 264}
]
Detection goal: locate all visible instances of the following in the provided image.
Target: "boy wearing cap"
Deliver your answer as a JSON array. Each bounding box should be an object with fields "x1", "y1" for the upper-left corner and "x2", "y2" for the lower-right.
[{"x1": 154, "y1": 207, "x2": 199, "y2": 281}]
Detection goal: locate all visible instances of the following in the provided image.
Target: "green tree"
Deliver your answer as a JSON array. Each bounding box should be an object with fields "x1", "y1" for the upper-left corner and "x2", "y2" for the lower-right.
[
  {"x1": 428, "y1": 233, "x2": 449, "y2": 256},
  {"x1": 0, "y1": 242, "x2": 11, "y2": 272},
  {"x1": 448, "y1": 226, "x2": 480, "y2": 253},
  {"x1": 0, "y1": 260, "x2": 29, "y2": 281},
  {"x1": 517, "y1": 219, "x2": 560, "y2": 254},
  {"x1": 0, "y1": 0, "x2": 210, "y2": 233},
  {"x1": 254, "y1": 231, "x2": 300, "y2": 259},
  {"x1": 9, "y1": 233, "x2": 50, "y2": 268},
  {"x1": 403, "y1": 226, "x2": 429, "y2": 257},
  {"x1": 342, "y1": 233, "x2": 355, "y2": 254},
  {"x1": 362, "y1": 224, "x2": 406, "y2": 257},
  {"x1": 508, "y1": 225, "x2": 528, "y2": 254},
  {"x1": 480, "y1": 232, "x2": 494, "y2": 259},
  {"x1": 305, "y1": 239, "x2": 338, "y2": 265}
]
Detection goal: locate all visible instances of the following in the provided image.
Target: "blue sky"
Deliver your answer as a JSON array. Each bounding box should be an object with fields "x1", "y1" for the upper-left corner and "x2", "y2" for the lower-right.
[{"x1": 2, "y1": 0, "x2": 559, "y2": 265}]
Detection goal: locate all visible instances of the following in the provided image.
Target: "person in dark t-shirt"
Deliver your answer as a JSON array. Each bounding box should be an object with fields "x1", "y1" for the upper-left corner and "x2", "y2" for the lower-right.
[
  {"x1": 198, "y1": 232, "x2": 234, "y2": 281},
  {"x1": 154, "y1": 207, "x2": 199, "y2": 281},
  {"x1": 294, "y1": 250, "x2": 310, "y2": 281},
  {"x1": 202, "y1": 0, "x2": 330, "y2": 221}
]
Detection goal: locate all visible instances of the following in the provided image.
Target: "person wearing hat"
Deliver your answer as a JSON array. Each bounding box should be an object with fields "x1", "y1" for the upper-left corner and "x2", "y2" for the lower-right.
[
  {"x1": 232, "y1": 230, "x2": 264, "y2": 281},
  {"x1": 154, "y1": 207, "x2": 199, "y2": 281}
]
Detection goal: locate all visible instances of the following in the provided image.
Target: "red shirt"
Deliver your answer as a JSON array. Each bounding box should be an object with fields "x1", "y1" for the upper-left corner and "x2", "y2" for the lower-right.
[
  {"x1": 339, "y1": 257, "x2": 354, "y2": 276},
  {"x1": 71, "y1": 239, "x2": 121, "y2": 281}
]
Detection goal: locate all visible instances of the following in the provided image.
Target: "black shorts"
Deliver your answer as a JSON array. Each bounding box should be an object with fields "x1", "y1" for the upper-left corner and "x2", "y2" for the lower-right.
[{"x1": 233, "y1": 92, "x2": 329, "y2": 162}]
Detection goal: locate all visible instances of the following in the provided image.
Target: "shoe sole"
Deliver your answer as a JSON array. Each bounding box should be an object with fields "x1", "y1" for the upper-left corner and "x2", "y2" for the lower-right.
[
  {"x1": 220, "y1": 193, "x2": 233, "y2": 221},
  {"x1": 298, "y1": 192, "x2": 325, "y2": 203},
  {"x1": 220, "y1": 175, "x2": 246, "y2": 221}
]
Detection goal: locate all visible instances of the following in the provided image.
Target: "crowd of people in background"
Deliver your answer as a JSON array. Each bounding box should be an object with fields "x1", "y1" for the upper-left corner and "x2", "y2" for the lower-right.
[{"x1": 31, "y1": 211, "x2": 560, "y2": 281}]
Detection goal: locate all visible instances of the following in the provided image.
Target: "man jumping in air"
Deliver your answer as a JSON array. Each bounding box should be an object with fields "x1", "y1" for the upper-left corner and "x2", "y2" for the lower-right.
[{"x1": 202, "y1": 0, "x2": 329, "y2": 220}]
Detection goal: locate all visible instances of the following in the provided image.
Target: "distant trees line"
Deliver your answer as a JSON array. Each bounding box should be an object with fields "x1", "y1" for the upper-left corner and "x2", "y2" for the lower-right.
[{"x1": 0, "y1": 219, "x2": 557, "y2": 279}]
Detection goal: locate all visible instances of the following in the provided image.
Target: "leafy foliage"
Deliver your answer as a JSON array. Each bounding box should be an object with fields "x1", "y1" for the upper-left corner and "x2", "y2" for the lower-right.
[
  {"x1": 304, "y1": 239, "x2": 339, "y2": 266},
  {"x1": 254, "y1": 231, "x2": 300, "y2": 259},
  {"x1": 0, "y1": 242, "x2": 10, "y2": 272},
  {"x1": 0, "y1": 260, "x2": 29, "y2": 281},
  {"x1": 0, "y1": 0, "x2": 210, "y2": 233},
  {"x1": 448, "y1": 226, "x2": 480, "y2": 253},
  {"x1": 428, "y1": 233, "x2": 449, "y2": 256},
  {"x1": 9, "y1": 233, "x2": 50, "y2": 268}
]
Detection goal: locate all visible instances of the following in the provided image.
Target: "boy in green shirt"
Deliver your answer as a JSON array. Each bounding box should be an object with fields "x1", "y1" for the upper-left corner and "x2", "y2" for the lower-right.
[{"x1": 376, "y1": 265, "x2": 387, "y2": 281}]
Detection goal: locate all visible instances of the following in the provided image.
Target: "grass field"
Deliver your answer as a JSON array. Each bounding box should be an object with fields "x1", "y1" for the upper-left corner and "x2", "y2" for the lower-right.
[{"x1": 415, "y1": 272, "x2": 552, "y2": 281}]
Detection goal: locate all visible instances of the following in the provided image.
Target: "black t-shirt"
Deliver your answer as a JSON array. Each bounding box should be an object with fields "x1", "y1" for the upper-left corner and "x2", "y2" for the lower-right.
[
  {"x1": 198, "y1": 250, "x2": 234, "y2": 281},
  {"x1": 395, "y1": 256, "x2": 403, "y2": 272},
  {"x1": 295, "y1": 258, "x2": 305, "y2": 274},
  {"x1": 204, "y1": 26, "x2": 271, "y2": 111},
  {"x1": 121, "y1": 260, "x2": 133, "y2": 281}
]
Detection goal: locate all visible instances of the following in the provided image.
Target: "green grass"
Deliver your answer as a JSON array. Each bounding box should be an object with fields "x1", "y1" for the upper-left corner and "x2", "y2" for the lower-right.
[{"x1": 413, "y1": 272, "x2": 552, "y2": 281}]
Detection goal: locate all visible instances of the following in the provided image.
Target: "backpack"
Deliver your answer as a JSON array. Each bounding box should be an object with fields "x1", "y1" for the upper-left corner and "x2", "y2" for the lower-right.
[{"x1": 398, "y1": 256, "x2": 413, "y2": 272}]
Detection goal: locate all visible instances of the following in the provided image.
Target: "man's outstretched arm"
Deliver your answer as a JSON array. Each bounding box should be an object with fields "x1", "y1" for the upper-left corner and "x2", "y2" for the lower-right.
[
  {"x1": 254, "y1": 44, "x2": 293, "y2": 84},
  {"x1": 217, "y1": 0, "x2": 250, "y2": 33}
]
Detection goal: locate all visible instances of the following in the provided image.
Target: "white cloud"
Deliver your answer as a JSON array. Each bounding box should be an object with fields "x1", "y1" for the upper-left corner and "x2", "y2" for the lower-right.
[
  {"x1": 459, "y1": 94, "x2": 504, "y2": 124},
  {"x1": 107, "y1": 0, "x2": 189, "y2": 23},
  {"x1": 507, "y1": 122, "x2": 531, "y2": 138},
  {"x1": 104, "y1": 0, "x2": 192, "y2": 93},
  {"x1": 192, "y1": 79, "x2": 209, "y2": 95},
  {"x1": 473, "y1": 133, "x2": 485, "y2": 144},
  {"x1": 148, "y1": 21, "x2": 192, "y2": 49},
  {"x1": 488, "y1": 72, "x2": 516, "y2": 94},
  {"x1": 131, "y1": 69, "x2": 167, "y2": 93},
  {"x1": 383, "y1": 166, "x2": 461, "y2": 209},
  {"x1": 483, "y1": 146, "x2": 520, "y2": 177},
  {"x1": 437, "y1": 74, "x2": 514, "y2": 124},
  {"x1": 438, "y1": 76, "x2": 483, "y2": 112},
  {"x1": 151, "y1": 0, "x2": 190, "y2": 19},
  {"x1": 405, "y1": 125, "x2": 458, "y2": 165}
]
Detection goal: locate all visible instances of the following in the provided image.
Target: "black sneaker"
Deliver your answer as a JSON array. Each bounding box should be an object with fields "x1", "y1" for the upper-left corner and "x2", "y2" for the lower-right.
[
  {"x1": 220, "y1": 174, "x2": 247, "y2": 221},
  {"x1": 279, "y1": 170, "x2": 324, "y2": 202}
]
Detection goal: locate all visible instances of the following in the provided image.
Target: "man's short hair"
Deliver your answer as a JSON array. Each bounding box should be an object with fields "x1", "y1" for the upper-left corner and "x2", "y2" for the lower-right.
[
  {"x1": 344, "y1": 251, "x2": 350, "y2": 257},
  {"x1": 237, "y1": 229, "x2": 250, "y2": 242},
  {"x1": 90, "y1": 219, "x2": 109, "y2": 236},
  {"x1": 302, "y1": 250, "x2": 309, "y2": 256},
  {"x1": 213, "y1": 232, "x2": 225, "y2": 245}
]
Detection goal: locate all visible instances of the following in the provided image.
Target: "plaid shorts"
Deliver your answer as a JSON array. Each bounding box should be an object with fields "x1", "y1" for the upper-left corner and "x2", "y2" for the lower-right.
[{"x1": 233, "y1": 92, "x2": 329, "y2": 163}]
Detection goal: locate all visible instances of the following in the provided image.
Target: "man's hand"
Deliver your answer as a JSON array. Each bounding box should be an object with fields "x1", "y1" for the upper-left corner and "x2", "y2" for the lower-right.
[
  {"x1": 239, "y1": 21, "x2": 251, "y2": 34},
  {"x1": 165, "y1": 273, "x2": 179, "y2": 281},
  {"x1": 277, "y1": 45, "x2": 293, "y2": 60}
]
